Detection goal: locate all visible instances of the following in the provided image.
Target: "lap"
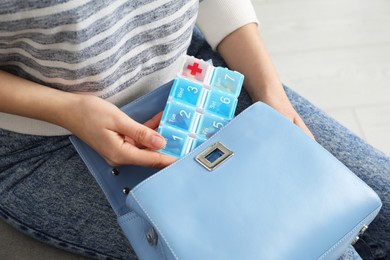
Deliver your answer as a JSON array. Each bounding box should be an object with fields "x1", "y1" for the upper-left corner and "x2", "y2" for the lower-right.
[
  {"x1": 286, "y1": 87, "x2": 390, "y2": 259},
  {"x1": 0, "y1": 129, "x2": 135, "y2": 259},
  {"x1": 1, "y1": 28, "x2": 389, "y2": 260},
  {"x1": 0, "y1": 93, "x2": 368, "y2": 260}
]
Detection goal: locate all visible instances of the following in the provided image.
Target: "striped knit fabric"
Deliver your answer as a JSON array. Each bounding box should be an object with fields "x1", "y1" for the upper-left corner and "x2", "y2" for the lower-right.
[
  {"x1": 0, "y1": 0, "x2": 258, "y2": 135},
  {"x1": 0, "y1": 0, "x2": 197, "y2": 98}
]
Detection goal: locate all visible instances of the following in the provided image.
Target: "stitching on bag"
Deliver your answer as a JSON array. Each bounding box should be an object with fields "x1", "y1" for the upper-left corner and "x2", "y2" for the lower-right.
[
  {"x1": 119, "y1": 217, "x2": 136, "y2": 225},
  {"x1": 131, "y1": 192, "x2": 179, "y2": 260},
  {"x1": 118, "y1": 212, "x2": 139, "y2": 224},
  {"x1": 131, "y1": 102, "x2": 260, "y2": 193},
  {"x1": 317, "y1": 207, "x2": 381, "y2": 260}
]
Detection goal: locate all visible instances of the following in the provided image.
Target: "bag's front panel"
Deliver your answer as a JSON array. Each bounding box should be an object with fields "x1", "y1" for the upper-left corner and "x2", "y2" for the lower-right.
[{"x1": 127, "y1": 103, "x2": 382, "y2": 260}]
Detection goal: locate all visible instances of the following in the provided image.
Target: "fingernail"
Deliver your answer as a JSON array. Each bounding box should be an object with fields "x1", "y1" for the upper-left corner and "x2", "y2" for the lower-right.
[{"x1": 151, "y1": 135, "x2": 166, "y2": 149}]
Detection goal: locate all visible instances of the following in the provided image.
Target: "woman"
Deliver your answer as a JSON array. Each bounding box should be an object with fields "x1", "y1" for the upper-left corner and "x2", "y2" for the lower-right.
[{"x1": 0, "y1": 1, "x2": 388, "y2": 259}]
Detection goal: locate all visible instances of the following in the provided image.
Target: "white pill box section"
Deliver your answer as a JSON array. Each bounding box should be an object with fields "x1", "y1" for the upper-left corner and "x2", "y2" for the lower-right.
[
  {"x1": 180, "y1": 55, "x2": 214, "y2": 83},
  {"x1": 158, "y1": 55, "x2": 244, "y2": 158}
]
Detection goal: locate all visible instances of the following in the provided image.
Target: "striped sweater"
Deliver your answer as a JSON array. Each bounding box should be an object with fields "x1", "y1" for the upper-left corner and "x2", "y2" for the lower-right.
[{"x1": 0, "y1": 0, "x2": 258, "y2": 135}]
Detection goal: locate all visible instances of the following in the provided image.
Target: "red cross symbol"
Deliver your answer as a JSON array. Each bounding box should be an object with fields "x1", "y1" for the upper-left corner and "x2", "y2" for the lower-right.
[{"x1": 187, "y1": 62, "x2": 203, "y2": 76}]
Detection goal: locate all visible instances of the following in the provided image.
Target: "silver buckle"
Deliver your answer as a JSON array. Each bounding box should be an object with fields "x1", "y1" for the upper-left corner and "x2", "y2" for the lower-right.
[{"x1": 195, "y1": 142, "x2": 233, "y2": 171}]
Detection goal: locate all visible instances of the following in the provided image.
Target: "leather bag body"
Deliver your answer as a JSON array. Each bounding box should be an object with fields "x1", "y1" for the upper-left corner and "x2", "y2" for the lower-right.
[{"x1": 70, "y1": 82, "x2": 382, "y2": 260}]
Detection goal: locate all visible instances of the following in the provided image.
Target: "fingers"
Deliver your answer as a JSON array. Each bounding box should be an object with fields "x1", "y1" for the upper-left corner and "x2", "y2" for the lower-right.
[
  {"x1": 126, "y1": 111, "x2": 164, "y2": 149},
  {"x1": 117, "y1": 113, "x2": 166, "y2": 150},
  {"x1": 106, "y1": 143, "x2": 177, "y2": 168},
  {"x1": 144, "y1": 111, "x2": 163, "y2": 130},
  {"x1": 104, "y1": 111, "x2": 176, "y2": 168},
  {"x1": 128, "y1": 148, "x2": 177, "y2": 169},
  {"x1": 294, "y1": 116, "x2": 315, "y2": 140}
]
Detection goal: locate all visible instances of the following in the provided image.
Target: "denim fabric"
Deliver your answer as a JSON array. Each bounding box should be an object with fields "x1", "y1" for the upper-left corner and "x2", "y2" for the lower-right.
[{"x1": 0, "y1": 28, "x2": 388, "y2": 260}]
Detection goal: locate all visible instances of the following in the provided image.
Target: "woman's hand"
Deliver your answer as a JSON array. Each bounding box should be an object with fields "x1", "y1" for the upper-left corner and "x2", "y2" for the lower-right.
[
  {"x1": 217, "y1": 23, "x2": 315, "y2": 139},
  {"x1": 65, "y1": 94, "x2": 176, "y2": 168},
  {"x1": 257, "y1": 84, "x2": 315, "y2": 139},
  {"x1": 0, "y1": 70, "x2": 175, "y2": 168}
]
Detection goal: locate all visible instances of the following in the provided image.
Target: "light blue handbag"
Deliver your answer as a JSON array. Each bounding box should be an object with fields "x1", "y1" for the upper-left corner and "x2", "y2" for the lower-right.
[{"x1": 70, "y1": 81, "x2": 382, "y2": 260}]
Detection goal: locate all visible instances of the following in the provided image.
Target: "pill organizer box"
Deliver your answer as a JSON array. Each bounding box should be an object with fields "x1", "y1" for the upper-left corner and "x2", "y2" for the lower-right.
[{"x1": 157, "y1": 55, "x2": 244, "y2": 158}]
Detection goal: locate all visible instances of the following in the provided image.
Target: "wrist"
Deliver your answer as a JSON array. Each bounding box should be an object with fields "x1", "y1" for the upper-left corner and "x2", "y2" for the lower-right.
[
  {"x1": 244, "y1": 76, "x2": 285, "y2": 103},
  {"x1": 48, "y1": 91, "x2": 84, "y2": 131}
]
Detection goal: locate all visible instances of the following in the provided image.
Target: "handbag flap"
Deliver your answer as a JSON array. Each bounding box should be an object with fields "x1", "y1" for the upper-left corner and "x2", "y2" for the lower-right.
[{"x1": 126, "y1": 102, "x2": 382, "y2": 259}]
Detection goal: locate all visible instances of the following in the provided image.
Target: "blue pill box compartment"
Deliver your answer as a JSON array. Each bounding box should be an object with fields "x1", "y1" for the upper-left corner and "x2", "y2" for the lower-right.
[
  {"x1": 158, "y1": 55, "x2": 244, "y2": 158},
  {"x1": 160, "y1": 102, "x2": 199, "y2": 132},
  {"x1": 210, "y1": 67, "x2": 244, "y2": 97},
  {"x1": 203, "y1": 91, "x2": 237, "y2": 120},
  {"x1": 157, "y1": 126, "x2": 191, "y2": 158},
  {"x1": 168, "y1": 78, "x2": 206, "y2": 107}
]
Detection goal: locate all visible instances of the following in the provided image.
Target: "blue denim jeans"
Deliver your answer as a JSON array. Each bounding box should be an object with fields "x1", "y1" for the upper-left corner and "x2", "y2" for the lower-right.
[{"x1": 1, "y1": 28, "x2": 389, "y2": 260}]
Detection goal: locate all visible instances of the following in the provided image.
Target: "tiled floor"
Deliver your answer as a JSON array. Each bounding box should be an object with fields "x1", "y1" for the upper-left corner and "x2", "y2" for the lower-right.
[
  {"x1": 1, "y1": 0, "x2": 389, "y2": 259},
  {"x1": 252, "y1": 0, "x2": 390, "y2": 155}
]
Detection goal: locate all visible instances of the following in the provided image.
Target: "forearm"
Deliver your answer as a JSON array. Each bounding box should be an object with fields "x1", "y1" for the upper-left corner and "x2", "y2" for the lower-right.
[
  {"x1": 0, "y1": 70, "x2": 79, "y2": 129},
  {"x1": 217, "y1": 23, "x2": 314, "y2": 138},
  {"x1": 217, "y1": 23, "x2": 284, "y2": 103},
  {"x1": 0, "y1": 70, "x2": 174, "y2": 167}
]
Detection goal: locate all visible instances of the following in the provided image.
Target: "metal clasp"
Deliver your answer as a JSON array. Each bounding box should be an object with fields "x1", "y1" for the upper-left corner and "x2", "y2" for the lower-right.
[
  {"x1": 195, "y1": 142, "x2": 233, "y2": 171},
  {"x1": 146, "y1": 227, "x2": 158, "y2": 246},
  {"x1": 352, "y1": 225, "x2": 369, "y2": 245}
]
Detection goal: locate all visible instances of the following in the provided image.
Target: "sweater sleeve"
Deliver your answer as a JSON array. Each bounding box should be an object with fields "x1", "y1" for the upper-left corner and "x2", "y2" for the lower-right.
[{"x1": 196, "y1": 0, "x2": 259, "y2": 50}]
